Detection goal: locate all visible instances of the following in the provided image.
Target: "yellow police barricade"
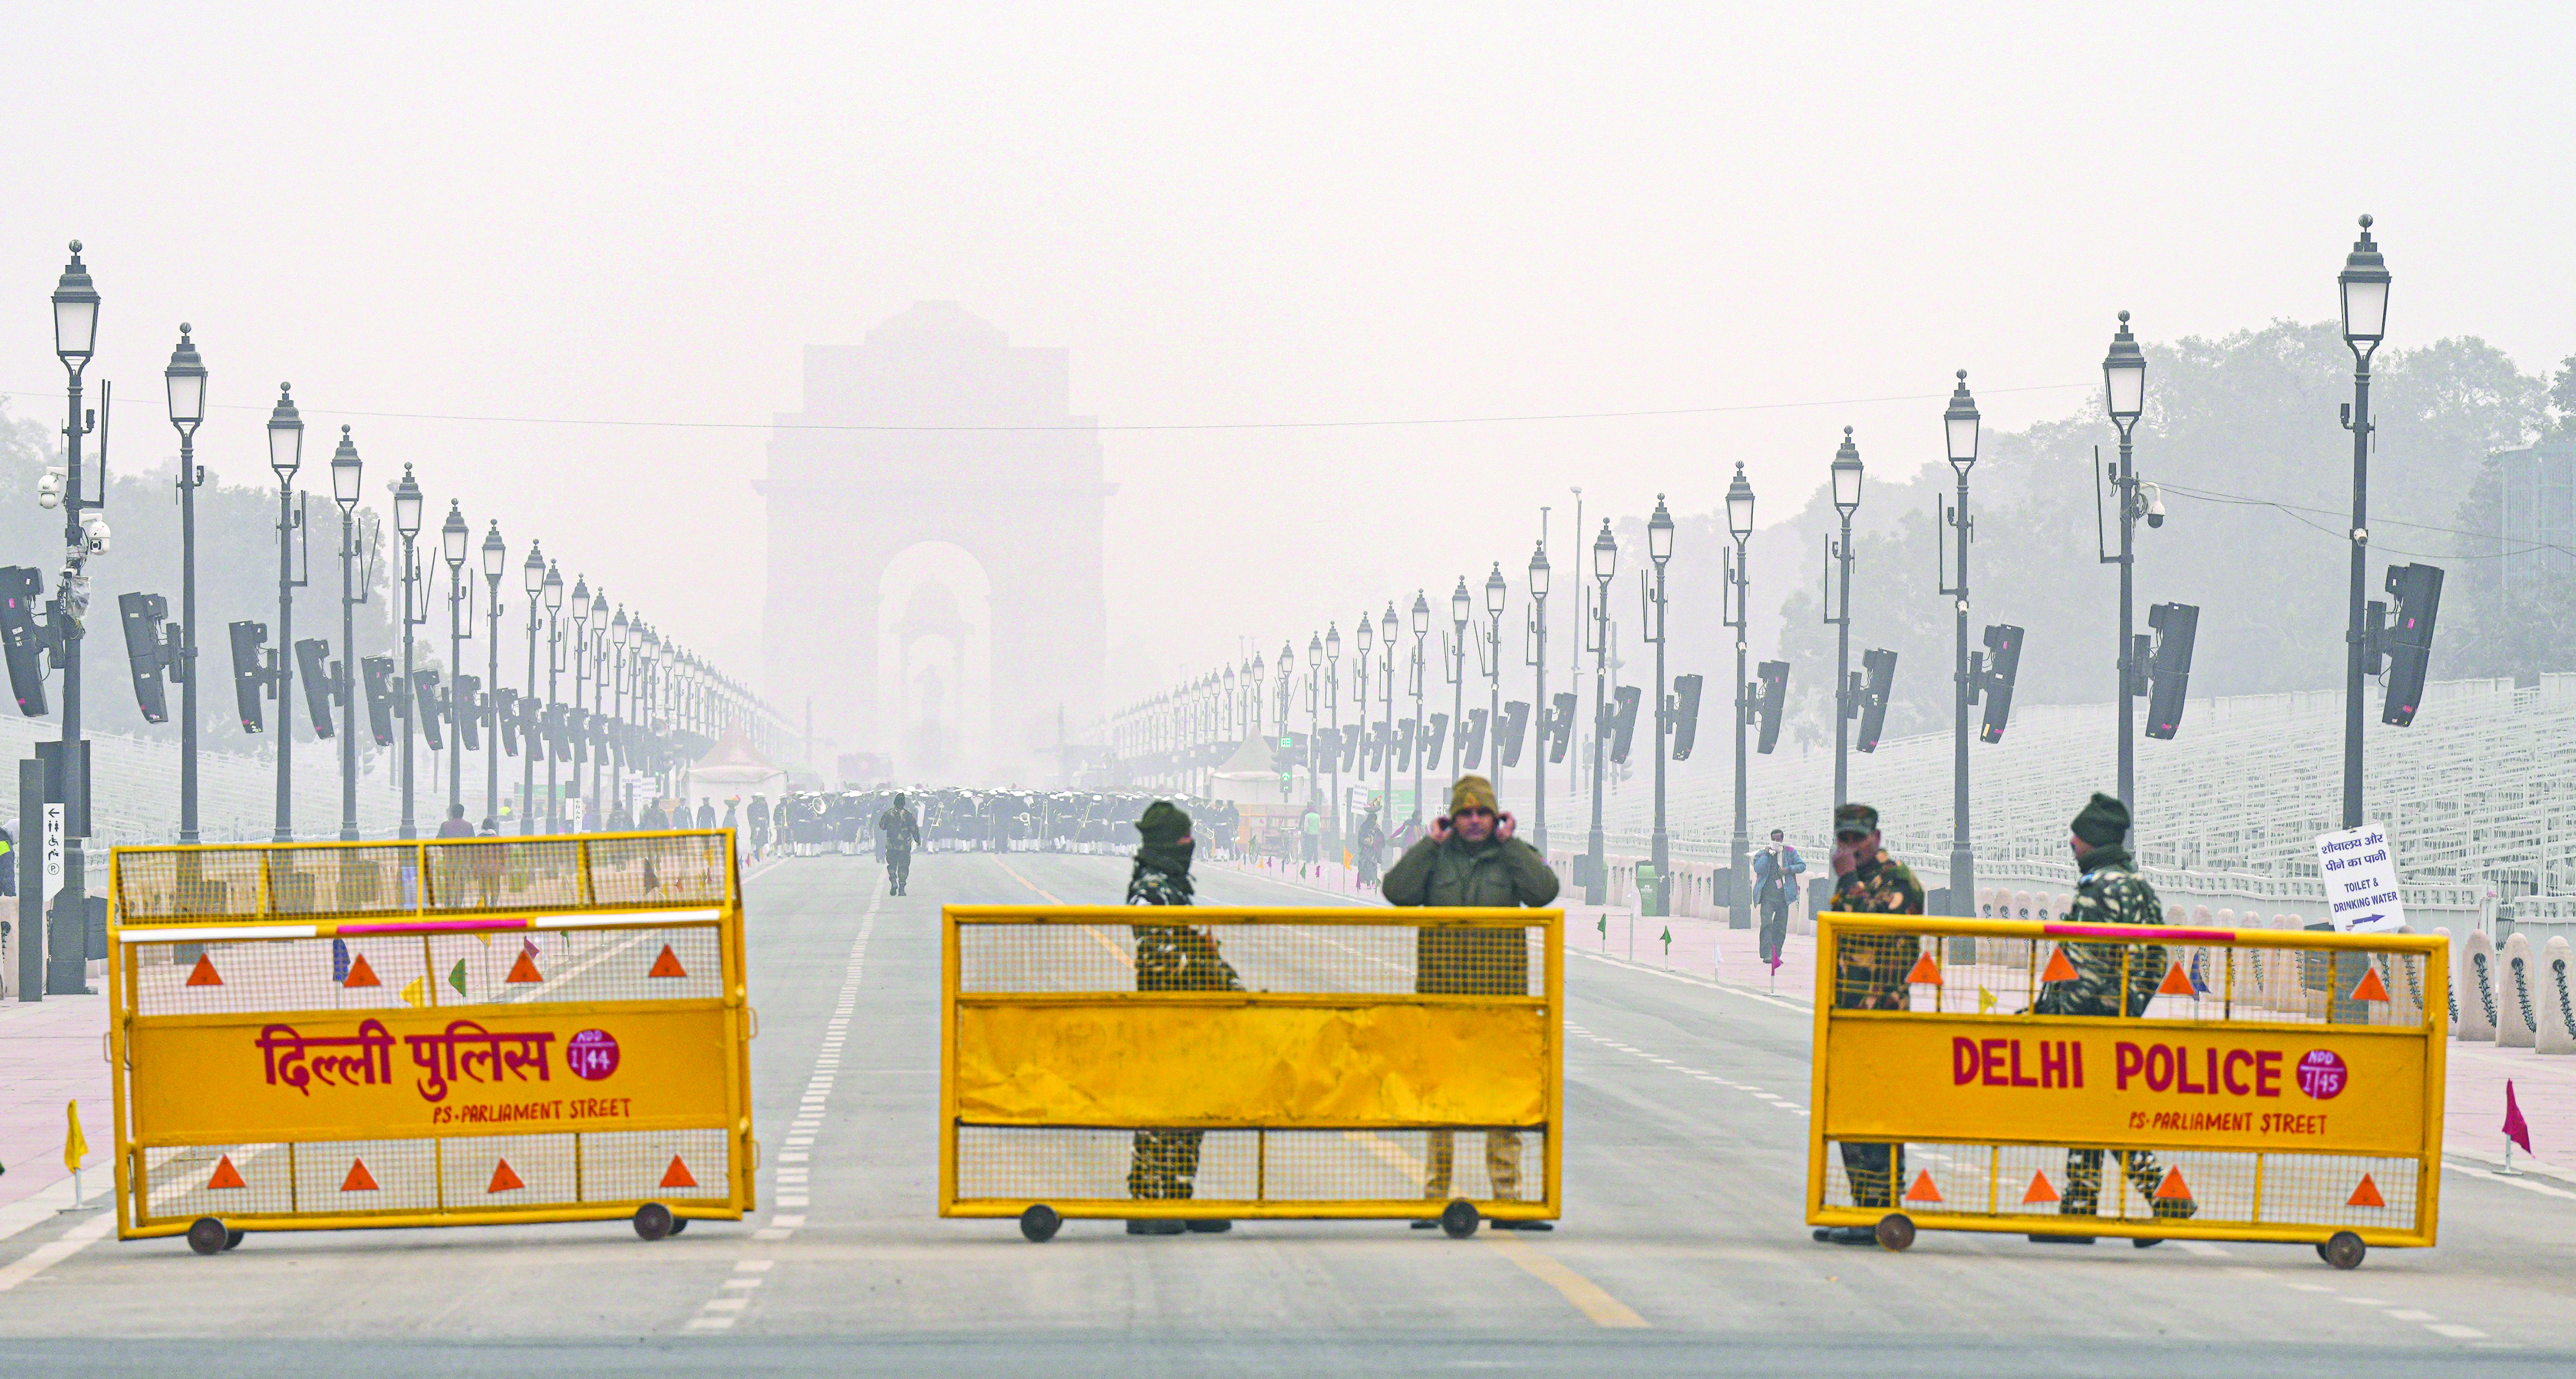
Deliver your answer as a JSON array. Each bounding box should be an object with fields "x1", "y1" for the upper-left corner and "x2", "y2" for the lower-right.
[
  {"x1": 1810, "y1": 913, "x2": 2446, "y2": 1269},
  {"x1": 104, "y1": 831, "x2": 754, "y2": 1254},
  {"x1": 940, "y1": 904, "x2": 1562, "y2": 1240}
]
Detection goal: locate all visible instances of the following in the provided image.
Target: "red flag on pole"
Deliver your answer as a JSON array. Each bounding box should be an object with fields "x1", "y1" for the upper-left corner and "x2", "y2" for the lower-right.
[{"x1": 2505, "y1": 1080, "x2": 2534, "y2": 1155}]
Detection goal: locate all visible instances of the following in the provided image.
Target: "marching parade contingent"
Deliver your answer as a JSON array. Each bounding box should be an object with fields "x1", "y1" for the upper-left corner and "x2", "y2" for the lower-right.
[{"x1": 5, "y1": 9, "x2": 2576, "y2": 1376}]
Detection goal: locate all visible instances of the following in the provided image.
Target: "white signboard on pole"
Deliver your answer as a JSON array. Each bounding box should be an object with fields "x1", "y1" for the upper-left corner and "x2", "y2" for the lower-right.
[
  {"x1": 2315, "y1": 821, "x2": 2405, "y2": 933},
  {"x1": 41, "y1": 803, "x2": 64, "y2": 905}
]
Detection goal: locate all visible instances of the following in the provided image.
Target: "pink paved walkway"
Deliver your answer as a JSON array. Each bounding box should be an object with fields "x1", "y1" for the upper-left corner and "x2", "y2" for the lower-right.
[{"x1": 0, "y1": 994, "x2": 113, "y2": 1210}]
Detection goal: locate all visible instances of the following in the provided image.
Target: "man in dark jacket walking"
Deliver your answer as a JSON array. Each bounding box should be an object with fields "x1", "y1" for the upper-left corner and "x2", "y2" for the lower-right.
[{"x1": 1381, "y1": 774, "x2": 1559, "y2": 1228}]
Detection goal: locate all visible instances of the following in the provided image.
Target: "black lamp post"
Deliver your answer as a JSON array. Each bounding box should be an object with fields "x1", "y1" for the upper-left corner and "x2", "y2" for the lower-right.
[
  {"x1": 568, "y1": 576, "x2": 592, "y2": 827},
  {"x1": 268, "y1": 385, "x2": 305, "y2": 843},
  {"x1": 43, "y1": 244, "x2": 100, "y2": 996},
  {"x1": 1527, "y1": 545, "x2": 1549, "y2": 858},
  {"x1": 610, "y1": 605, "x2": 631, "y2": 819},
  {"x1": 392, "y1": 464, "x2": 425, "y2": 840},
  {"x1": 1379, "y1": 601, "x2": 1397, "y2": 844},
  {"x1": 1409, "y1": 592, "x2": 1429, "y2": 826},
  {"x1": 2102, "y1": 312, "x2": 2149, "y2": 821},
  {"x1": 441, "y1": 501, "x2": 471, "y2": 822},
  {"x1": 1942, "y1": 372, "x2": 1982, "y2": 913},
  {"x1": 44, "y1": 244, "x2": 100, "y2": 996},
  {"x1": 1483, "y1": 564, "x2": 1506, "y2": 802},
  {"x1": 1725, "y1": 469, "x2": 1754, "y2": 930},
  {"x1": 163, "y1": 327, "x2": 206, "y2": 844},
  {"x1": 1324, "y1": 622, "x2": 1342, "y2": 857},
  {"x1": 1585, "y1": 521, "x2": 1614, "y2": 906},
  {"x1": 521, "y1": 542, "x2": 545, "y2": 833},
  {"x1": 1447, "y1": 576, "x2": 1469, "y2": 796},
  {"x1": 481, "y1": 520, "x2": 505, "y2": 825},
  {"x1": 544, "y1": 563, "x2": 566, "y2": 832},
  {"x1": 1827, "y1": 428, "x2": 1863, "y2": 809},
  {"x1": 331, "y1": 427, "x2": 365, "y2": 840},
  {"x1": 2338, "y1": 216, "x2": 2390, "y2": 830},
  {"x1": 1305, "y1": 632, "x2": 1322, "y2": 831},
  {"x1": 1647, "y1": 495, "x2": 1675, "y2": 918}
]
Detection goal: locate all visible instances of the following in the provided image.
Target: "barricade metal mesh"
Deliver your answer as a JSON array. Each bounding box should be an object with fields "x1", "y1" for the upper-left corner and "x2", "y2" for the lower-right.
[
  {"x1": 958, "y1": 918, "x2": 1544, "y2": 997},
  {"x1": 127, "y1": 924, "x2": 722, "y2": 1018},
  {"x1": 1820, "y1": 1138, "x2": 2420, "y2": 1233},
  {"x1": 111, "y1": 831, "x2": 732, "y2": 923},
  {"x1": 135, "y1": 1129, "x2": 733, "y2": 1226},
  {"x1": 1832, "y1": 926, "x2": 2430, "y2": 1028},
  {"x1": 955, "y1": 1126, "x2": 1548, "y2": 1206}
]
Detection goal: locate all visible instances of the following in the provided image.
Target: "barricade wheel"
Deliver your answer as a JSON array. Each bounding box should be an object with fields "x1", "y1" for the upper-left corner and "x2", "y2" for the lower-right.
[
  {"x1": 186, "y1": 1218, "x2": 228, "y2": 1256},
  {"x1": 1440, "y1": 1200, "x2": 1481, "y2": 1239},
  {"x1": 2318, "y1": 1231, "x2": 2366, "y2": 1270},
  {"x1": 1875, "y1": 1214, "x2": 1916, "y2": 1252},
  {"x1": 1019, "y1": 1205, "x2": 1063, "y2": 1243},
  {"x1": 669, "y1": 1217, "x2": 689, "y2": 1236},
  {"x1": 223, "y1": 1230, "x2": 245, "y2": 1251},
  {"x1": 634, "y1": 1202, "x2": 675, "y2": 1241}
]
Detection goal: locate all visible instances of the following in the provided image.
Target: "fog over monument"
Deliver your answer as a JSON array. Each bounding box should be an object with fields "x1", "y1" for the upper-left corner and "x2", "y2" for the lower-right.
[{"x1": 762, "y1": 303, "x2": 1106, "y2": 786}]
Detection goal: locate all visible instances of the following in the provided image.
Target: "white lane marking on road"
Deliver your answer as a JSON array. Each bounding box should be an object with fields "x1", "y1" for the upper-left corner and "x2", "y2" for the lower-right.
[
  {"x1": 1566, "y1": 1025, "x2": 1806, "y2": 1114},
  {"x1": 2174, "y1": 1241, "x2": 2230, "y2": 1257},
  {"x1": 1574, "y1": 947, "x2": 1809, "y2": 1010},
  {"x1": 2441, "y1": 1159, "x2": 2576, "y2": 1201},
  {"x1": 0, "y1": 1212, "x2": 116, "y2": 1292},
  {"x1": 2386, "y1": 1309, "x2": 2435, "y2": 1321},
  {"x1": 2427, "y1": 1323, "x2": 2489, "y2": 1339}
]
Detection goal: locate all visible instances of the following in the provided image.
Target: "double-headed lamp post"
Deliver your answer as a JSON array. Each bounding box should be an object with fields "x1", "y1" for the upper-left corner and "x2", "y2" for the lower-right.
[
  {"x1": 163, "y1": 327, "x2": 207, "y2": 844},
  {"x1": 1585, "y1": 521, "x2": 1615, "y2": 906},
  {"x1": 2338, "y1": 216, "x2": 2390, "y2": 831},
  {"x1": 1943, "y1": 372, "x2": 1982, "y2": 914},
  {"x1": 392, "y1": 465, "x2": 425, "y2": 840},
  {"x1": 1724, "y1": 469, "x2": 1754, "y2": 930},
  {"x1": 481, "y1": 521, "x2": 506, "y2": 825},
  {"x1": 442, "y1": 501, "x2": 471, "y2": 820},
  {"x1": 1527, "y1": 544, "x2": 1550, "y2": 857},
  {"x1": 2103, "y1": 312, "x2": 2149, "y2": 820},
  {"x1": 331, "y1": 428, "x2": 364, "y2": 840},
  {"x1": 1828, "y1": 428, "x2": 1863, "y2": 809},
  {"x1": 1647, "y1": 496, "x2": 1674, "y2": 918},
  {"x1": 268, "y1": 386, "x2": 305, "y2": 842}
]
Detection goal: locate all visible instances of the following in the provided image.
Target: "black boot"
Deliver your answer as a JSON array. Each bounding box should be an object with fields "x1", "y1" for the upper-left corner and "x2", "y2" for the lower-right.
[
  {"x1": 1812, "y1": 1226, "x2": 1877, "y2": 1245},
  {"x1": 1126, "y1": 1219, "x2": 1184, "y2": 1236}
]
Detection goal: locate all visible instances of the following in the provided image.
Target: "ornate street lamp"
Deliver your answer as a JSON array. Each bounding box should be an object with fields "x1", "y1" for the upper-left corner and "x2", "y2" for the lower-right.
[
  {"x1": 2102, "y1": 311, "x2": 2152, "y2": 824},
  {"x1": 268, "y1": 385, "x2": 306, "y2": 842},
  {"x1": 164, "y1": 326, "x2": 208, "y2": 844},
  {"x1": 1942, "y1": 371, "x2": 1981, "y2": 911},
  {"x1": 1585, "y1": 520, "x2": 1616, "y2": 905},
  {"x1": 392, "y1": 464, "x2": 425, "y2": 839},
  {"x1": 1723, "y1": 469, "x2": 1754, "y2": 930},
  {"x1": 2338, "y1": 215, "x2": 2390, "y2": 830},
  {"x1": 1646, "y1": 495, "x2": 1675, "y2": 918},
  {"x1": 331, "y1": 427, "x2": 367, "y2": 840},
  {"x1": 1827, "y1": 427, "x2": 1864, "y2": 809}
]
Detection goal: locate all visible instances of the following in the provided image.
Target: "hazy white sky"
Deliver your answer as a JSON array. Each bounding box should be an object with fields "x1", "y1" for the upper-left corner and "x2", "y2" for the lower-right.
[{"x1": 5, "y1": 3, "x2": 2568, "y2": 726}]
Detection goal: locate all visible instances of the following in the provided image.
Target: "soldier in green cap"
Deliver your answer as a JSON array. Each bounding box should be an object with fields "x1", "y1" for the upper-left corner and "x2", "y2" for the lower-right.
[
  {"x1": 1814, "y1": 801, "x2": 1924, "y2": 1245},
  {"x1": 2031, "y1": 791, "x2": 2194, "y2": 1242},
  {"x1": 1122, "y1": 800, "x2": 1240, "y2": 1235}
]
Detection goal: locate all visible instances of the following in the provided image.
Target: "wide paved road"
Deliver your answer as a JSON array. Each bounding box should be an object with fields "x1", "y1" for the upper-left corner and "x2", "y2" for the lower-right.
[{"x1": 4, "y1": 849, "x2": 2573, "y2": 1376}]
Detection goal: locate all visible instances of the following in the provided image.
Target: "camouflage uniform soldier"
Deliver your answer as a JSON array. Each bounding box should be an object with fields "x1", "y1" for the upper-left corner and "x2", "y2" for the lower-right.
[
  {"x1": 1814, "y1": 802, "x2": 1924, "y2": 1246},
  {"x1": 2031, "y1": 792, "x2": 2195, "y2": 1243},
  {"x1": 1123, "y1": 801, "x2": 1240, "y2": 1236}
]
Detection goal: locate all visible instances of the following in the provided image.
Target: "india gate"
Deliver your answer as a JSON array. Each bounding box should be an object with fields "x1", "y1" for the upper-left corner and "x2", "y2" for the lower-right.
[{"x1": 761, "y1": 302, "x2": 1108, "y2": 785}]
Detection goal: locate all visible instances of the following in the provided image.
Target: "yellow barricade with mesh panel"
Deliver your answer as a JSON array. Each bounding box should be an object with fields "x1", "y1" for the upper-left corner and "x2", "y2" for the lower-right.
[
  {"x1": 105, "y1": 831, "x2": 753, "y2": 1253},
  {"x1": 940, "y1": 904, "x2": 1563, "y2": 1239},
  {"x1": 1809, "y1": 913, "x2": 2447, "y2": 1268}
]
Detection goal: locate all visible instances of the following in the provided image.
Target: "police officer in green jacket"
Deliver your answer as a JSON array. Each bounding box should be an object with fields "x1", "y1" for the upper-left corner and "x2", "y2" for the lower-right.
[{"x1": 1382, "y1": 775, "x2": 1560, "y2": 1229}]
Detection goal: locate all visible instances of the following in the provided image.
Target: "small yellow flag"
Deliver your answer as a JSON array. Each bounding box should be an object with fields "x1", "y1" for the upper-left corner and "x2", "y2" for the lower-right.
[
  {"x1": 64, "y1": 1099, "x2": 88, "y2": 1174},
  {"x1": 1977, "y1": 986, "x2": 1998, "y2": 1015},
  {"x1": 399, "y1": 976, "x2": 427, "y2": 1009}
]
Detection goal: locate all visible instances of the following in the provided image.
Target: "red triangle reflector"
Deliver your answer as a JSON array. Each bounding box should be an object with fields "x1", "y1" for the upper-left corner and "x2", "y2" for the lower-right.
[
  {"x1": 2021, "y1": 1171, "x2": 2059, "y2": 1205},
  {"x1": 2350, "y1": 966, "x2": 2391, "y2": 1003},
  {"x1": 659, "y1": 1155, "x2": 699, "y2": 1189},
  {"x1": 186, "y1": 954, "x2": 223, "y2": 987},
  {"x1": 341, "y1": 1158, "x2": 380, "y2": 1192},
  {"x1": 342, "y1": 953, "x2": 381, "y2": 988},
  {"x1": 487, "y1": 1159, "x2": 525, "y2": 1193},
  {"x1": 1905, "y1": 951, "x2": 1942, "y2": 986},
  {"x1": 1904, "y1": 1170, "x2": 1943, "y2": 1203},
  {"x1": 2155, "y1": 961, "x2": 2198, "y2": 998},
  {"x1": 2347, "y1": 1174, "x2": 2385, "y2": 1208},
  {"x1": 2154, "y1": 1166, "x2": 2193, "y2": 1201},
  {"x1": 647, "y1": 945, "x2": 688, "y2": 980},
  {"x1": 207, "y1": 1155, "x2": 247, "y2": 1190},
  {"x1": 2039, "y1": 946, "x2": 2080, "y2": 983},
  {"x1": 504, "y1": 951, "x2": 543, "y2": 984}
]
